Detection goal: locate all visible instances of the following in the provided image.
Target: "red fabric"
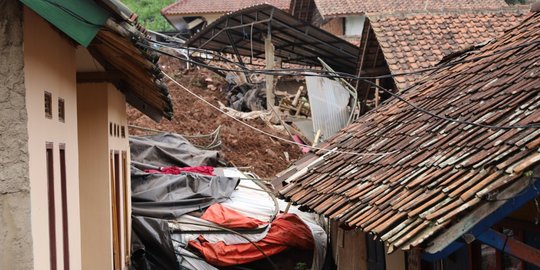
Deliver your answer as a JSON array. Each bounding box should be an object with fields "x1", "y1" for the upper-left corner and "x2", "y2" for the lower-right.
[
  {"x1": 189, "y1": 208, "x2": 314, "y2": 266},
  {"x1": 145, "y1": 166, "x2": 214, "y2": 176},
  {"x1": 201, "y1": 204, "x2": 265, "y2": 229}
]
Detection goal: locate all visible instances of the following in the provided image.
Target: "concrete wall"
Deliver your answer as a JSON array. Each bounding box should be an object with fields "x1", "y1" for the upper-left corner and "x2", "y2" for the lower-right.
[
  {"x1": 24, "y1": 7, "x2": 82, "y2": 270},
  {"x1": 0, "y1": 1, "x2": 33, "y2": 269},
  {"x1": 78, "y1": 83, "x2": 111, "y2": 270},
  {"x1": 78, "y1": 83, "x2": 130, "y2": 270}
]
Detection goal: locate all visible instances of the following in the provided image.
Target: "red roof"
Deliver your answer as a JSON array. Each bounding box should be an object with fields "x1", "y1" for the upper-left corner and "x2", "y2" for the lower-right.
[
  {"x1": 368, "y1": 9, "x2": 529, "y2": 90},
  {"x1": 314, "y1": 0, "x2": 509, "y2": 17},
  {"x1": 162, "y1": 0, "x2": 291, "y2": 15},
  {"x1": 280, "y1": 11, "x2": 540, "y2": 252}
]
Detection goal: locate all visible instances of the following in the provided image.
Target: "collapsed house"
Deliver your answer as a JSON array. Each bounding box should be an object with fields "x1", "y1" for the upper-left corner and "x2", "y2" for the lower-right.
[
  {"x1": 128, "y1": 133, "x2": 327, "y2": 270},
  {"x1": 278, "y1": 5, "x2": 540, "y2": 270}
]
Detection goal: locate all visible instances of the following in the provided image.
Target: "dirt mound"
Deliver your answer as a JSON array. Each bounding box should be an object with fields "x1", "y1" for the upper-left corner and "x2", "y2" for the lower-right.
[{"x1": 127, "y1": 56, "x2": 301, "y2": 178}]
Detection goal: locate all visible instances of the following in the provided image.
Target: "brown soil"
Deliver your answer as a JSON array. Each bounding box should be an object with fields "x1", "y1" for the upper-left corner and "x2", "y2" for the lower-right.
[{"x1": 127, "y1": 56, "x2": 301, "y2": 178}]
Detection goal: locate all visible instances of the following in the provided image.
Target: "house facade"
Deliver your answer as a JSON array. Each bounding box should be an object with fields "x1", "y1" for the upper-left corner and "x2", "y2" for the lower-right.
[{"x1": 0, "y1": 1, "x2": 172, "y2": 269}]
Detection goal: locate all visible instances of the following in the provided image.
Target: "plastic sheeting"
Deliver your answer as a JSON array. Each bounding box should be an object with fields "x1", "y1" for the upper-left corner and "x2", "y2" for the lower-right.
[
  {"x1": 130, "y1": 133, "x2": 221, "y2": 168},
  {"x1": 131, "y1": 166, "x2": 239, "y2": 219},
  {"x1": 131, "y1": 216, "x2": 179, "y2": 270},
  {"x1": 170, "y1": 214, "x2": 271, "y2": 246},
  {"x1": 189, "y1": 212, "x2": 315, "y2": 267}
]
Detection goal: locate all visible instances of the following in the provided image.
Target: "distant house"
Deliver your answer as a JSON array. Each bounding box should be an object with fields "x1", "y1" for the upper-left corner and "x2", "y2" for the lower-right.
[
  {"x1": 0, "y1": 0, "x2": 172, "y2": 269},
  {"x1": 310, "y1": 0, "x2": 509, "y2": 40},
  {"x1": 161, "y1": 0, "x2": 291, "y2": 34},
  {"x1": 355, "y1": 8, "x2": 528, "y2": 112},
  {"x1": 279, "y1": 4, "x2": 540, "y2": 270}
]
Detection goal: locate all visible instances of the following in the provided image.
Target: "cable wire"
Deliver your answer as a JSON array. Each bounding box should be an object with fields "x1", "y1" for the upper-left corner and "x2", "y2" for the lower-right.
[
  {"x1": 162, "y1": 72, "x2": 393, "y2": 157},
  {"x1": 151, "y1": 42, "x2": 540, "y2": 130}
]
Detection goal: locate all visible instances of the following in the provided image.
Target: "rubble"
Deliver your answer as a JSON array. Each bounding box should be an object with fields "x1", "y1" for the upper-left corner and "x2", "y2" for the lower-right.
[
  {"x1": 127, "y1": 56, "x2": 302, "y2": 178},
  {"x1": 129, "y1": 132, "x2": 327, "y2": 270}
]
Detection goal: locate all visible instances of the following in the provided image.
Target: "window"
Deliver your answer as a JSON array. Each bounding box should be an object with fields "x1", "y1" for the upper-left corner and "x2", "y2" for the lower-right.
[
  {"x1": 121, "y1": 126, "x2": 126, "y2": 138},
  {"x1": 46, "y1": 143, "x2": 57, "y2": 270},
  {"x1": 58, "y1": 98, "x2": 65, "y2": 123},
  {"x1": 110, "y1": 122, "x2": 113, "y2": 136},
  {"x1": 45, "y1": 92, "x2": 52, "y2": 119}
]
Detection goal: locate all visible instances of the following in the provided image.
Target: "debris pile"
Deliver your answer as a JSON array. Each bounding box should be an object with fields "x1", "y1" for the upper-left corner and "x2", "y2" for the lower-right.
[
  {"x1": 129, "y1": 133, "x2": 327, "y2": 270},
  {"x1": 127, "y1": 55, "x2": 302, "y2": 178}
]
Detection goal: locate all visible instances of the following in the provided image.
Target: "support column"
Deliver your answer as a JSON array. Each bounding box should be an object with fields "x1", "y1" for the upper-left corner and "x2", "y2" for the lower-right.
[
  {"x1": 265, "y1": 34, "x2": 275, "y2": 110},
  {"x1": 0, "y1": 1, "x2": 33, "y2": 269}
]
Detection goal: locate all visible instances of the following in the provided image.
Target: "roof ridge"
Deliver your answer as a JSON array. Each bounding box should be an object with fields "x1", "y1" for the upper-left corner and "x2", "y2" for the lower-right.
[{"x1": 366, "y1": 6, "x2": 530, "y2": 19}]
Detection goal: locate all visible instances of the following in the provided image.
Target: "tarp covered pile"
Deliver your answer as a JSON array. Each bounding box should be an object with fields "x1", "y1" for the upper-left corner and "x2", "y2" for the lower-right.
[{"x1": 129, "y1": 133, "x2": 327, "y2": 270}]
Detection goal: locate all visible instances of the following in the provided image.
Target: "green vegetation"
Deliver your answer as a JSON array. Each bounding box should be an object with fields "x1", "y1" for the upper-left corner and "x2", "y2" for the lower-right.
[{"x1": 122, "y1": 0, "x2": 175, "y2": 31}]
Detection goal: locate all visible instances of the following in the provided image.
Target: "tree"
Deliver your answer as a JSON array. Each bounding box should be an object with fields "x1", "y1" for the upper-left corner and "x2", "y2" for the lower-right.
[{"x1": 122, "y1": 0, "x2": 175, "y2": 31}]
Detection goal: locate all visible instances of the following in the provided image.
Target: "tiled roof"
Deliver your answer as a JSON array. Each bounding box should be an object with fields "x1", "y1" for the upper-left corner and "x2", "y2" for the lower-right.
[
  {"x1": 280, "y1": 11, "x2": 540, "y2": 252},
  {"x1": 314, "y1": 0, "x2": 509, "y2": 17},
  {"x1": 369, "y1": 9, "x2": 529, "y2": 90},
  {"x1": 161, "y1": 0, "x2": 291, "y2": 15}
]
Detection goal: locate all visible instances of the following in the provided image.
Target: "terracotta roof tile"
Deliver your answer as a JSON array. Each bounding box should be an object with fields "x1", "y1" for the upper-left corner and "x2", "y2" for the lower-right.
[
  {"x1": 280, "y1": 12, "x2": 540, "y2": 251},
  {"x1": 161, "y1": 0, "x2": 291, "y2": 15},
  {"x1": 368, "y1": 9, "x2": 529, "y2": 90},
  {"x1": 314, "y1": 0, "x2": 509, "y2": 17}
]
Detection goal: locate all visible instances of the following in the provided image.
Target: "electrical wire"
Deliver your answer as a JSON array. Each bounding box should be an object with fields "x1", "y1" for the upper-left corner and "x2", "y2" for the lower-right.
[
  {"x1": 144, "y1": 35, "x2": 540, "y2": 81},
  {"x1": 45, "y1": 0, "x2": 540, "y2": 131},
  {"x1": 360, "y1": 79, "x2": 540, "y2": 130},
  {"x1": 150, "y1": 42, "x2": 540, "y2": 130},
  {"x1": 162, "y1": 72, "x2": 394, "y2": 157}
]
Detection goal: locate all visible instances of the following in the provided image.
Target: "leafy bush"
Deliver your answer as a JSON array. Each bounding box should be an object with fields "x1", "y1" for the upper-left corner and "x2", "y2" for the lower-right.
[{"x1": 122, "y1": 0, "x2": 176, "y2": 31}]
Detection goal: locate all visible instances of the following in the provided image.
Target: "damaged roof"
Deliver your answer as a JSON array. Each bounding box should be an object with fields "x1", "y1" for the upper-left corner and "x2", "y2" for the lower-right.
[
  {"x1": 185, "y1": 4, "x2": 360, "y2": 72},
  {"x1": 161, "y1": 0, "x2": 291, "y2": 15},
  {"x1": 280, "y1": 10, "x2": 540, "y2": 253},
  {"x1": 314, "y1": 0, "x2": 509, "y2": 17},
  {"x1": 23, "y1": 0, "x2": 174, "y2": 121},
  {"x1": 366, "y1": 9, "x2": 529, "y2": 90},
  {"x1": 91, "y1": 0, "x2": 174, "y2": 121}
]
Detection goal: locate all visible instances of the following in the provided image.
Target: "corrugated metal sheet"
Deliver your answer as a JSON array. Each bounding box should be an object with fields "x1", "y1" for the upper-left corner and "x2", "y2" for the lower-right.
[{"x1": 306, "y1": 76, "x2": 351, "y2": 142}]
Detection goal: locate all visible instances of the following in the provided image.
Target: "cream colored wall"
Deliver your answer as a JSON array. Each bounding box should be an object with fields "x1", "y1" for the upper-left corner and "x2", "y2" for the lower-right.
[
  {"x1": 77, "y1": 83, "x2": 112, "y2": 270},
  {"x1": 107, "y1": 83, "x2": 131, "y2": 269},
  {"x1": 23, "y1": 8, "x2": 82, "y2": 270},
  {"x1": 78, "y1": 82, "x2": 131, "y2": 270}
]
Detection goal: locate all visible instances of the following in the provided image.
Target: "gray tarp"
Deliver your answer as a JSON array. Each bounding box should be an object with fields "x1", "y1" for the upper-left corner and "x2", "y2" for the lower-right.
[
  {"x1": 131, "y1": 166, "x2": 239, "y2": 219},
  {"x1": 129, "y1": 133, "x2": 239, "y2": 269},
  {"x1": 130, "y1": 133, "x2": 221, "y2": 169}
]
